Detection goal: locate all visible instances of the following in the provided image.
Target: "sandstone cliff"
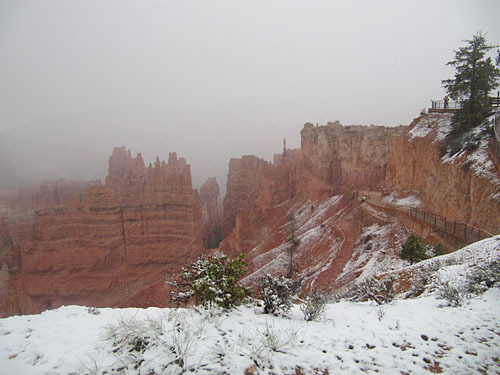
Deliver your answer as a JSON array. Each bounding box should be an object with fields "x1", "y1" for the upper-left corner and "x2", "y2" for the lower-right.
[
  {"x1": 387, "y1": 113, "x2": 500, "y2": 234},
  {"x1": 2, "y1": 113, "x2": 499, "y2": 316},
  {"x1": 200, "y1": 177, "x2": 223, "y2": 249},
  {"x1": 219, "y1": 113, "x2": 500, "y2": 293},
  {"x1": 300, "y1": 121, "x2": 406, "y2": 198},
  {"x1": 0, "y1": 147, "x2": 204, "y2": 317}
]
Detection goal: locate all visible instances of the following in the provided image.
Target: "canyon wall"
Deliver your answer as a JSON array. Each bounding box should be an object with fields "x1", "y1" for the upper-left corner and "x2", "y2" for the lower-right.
[
  {"x1": 220, "y1": 113, "x2": 500, "y2": 292},
  {"x1": 200, "y1": 177, "x2": 223, "y2": 249},
  {"x1": 0, "y1": 147, "x2": 204, "y2": 317},
  {"x1": 2, "y1": 113, "x2": 499, "y2": 316},
  {"x1": 300, "y1": 121, "x2": 406, "y2": 198},
  {"x1": 298, "y1": 116, "x2": 500, "y2": 234},
  {"x1": 221, "y1": 149, "x2": 303, "y2": 255},
  {"x1": 386, "y1": 114, "x2": 500, "y2": 235}
]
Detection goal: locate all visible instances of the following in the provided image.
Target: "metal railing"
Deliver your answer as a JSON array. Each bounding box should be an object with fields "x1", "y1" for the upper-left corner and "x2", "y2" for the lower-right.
[
  {"x1": 430, "y1": 100, "x2": 462, "y2": 110},
  {"x1": 408, "y1": 207, "x2": 493, "y2": 244},
  {"x1": 494, "y1": 111, "x2": 500, "y2": 160}
]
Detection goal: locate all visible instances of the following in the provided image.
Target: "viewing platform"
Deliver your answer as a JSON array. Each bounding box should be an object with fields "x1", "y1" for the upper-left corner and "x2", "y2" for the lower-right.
[
  {"x1": 429, "y1": 95, "x2": 500, "y2": 113},
  {"x1": 428, "y1": 100, "x2": 461, "y2": 113}
]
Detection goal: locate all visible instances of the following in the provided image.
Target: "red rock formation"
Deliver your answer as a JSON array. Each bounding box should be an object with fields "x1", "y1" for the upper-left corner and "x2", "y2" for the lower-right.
[
  {"x1": 386, "y1": 114, "x2": 500, "y2": 234},
  {"x1": 222, "y1": 156, "x2": 273, "y2": 238},
  {"x1": 220, "y1": 114, "x2": 500, "y2": 293},
  {"x1": 300, "y1": 121, "x2": 406, "y2": 198},
  {"x1": 0, "y1": 147, "x2": 204, "y2": 317},
  {"x1": 2, "y1": 113, "x2": 498, "y2": 316},
  {"x1": 200, "y1": 177, "x2": 223, "y2": 249}
]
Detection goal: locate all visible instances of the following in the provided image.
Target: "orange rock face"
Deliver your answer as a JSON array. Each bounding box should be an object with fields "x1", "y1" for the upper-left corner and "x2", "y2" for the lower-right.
[
  {"x1": 300, "y1": 121, "x2": 406, "y2": 198},
  {"x1": 386, "y1": 114, "x2": 500, "y2": 234},
  {"x1": 220, "y1": 115, "x2": 500, "y2": 293},
  {"x1": 200, "y1": 177, "x2": 223, "y2": 249},
  {"x1": 2, "y1": 114, "x2": 498, "y2": 316},
  {"x1": 0, "y1": 147, "x2": 204, "y2": 317}
]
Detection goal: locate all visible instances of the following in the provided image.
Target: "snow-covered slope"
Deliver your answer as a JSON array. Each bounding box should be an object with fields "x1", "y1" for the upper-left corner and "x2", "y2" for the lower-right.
[{"x1": 1, "y1": 236, "x2": 499, "y2": 375}]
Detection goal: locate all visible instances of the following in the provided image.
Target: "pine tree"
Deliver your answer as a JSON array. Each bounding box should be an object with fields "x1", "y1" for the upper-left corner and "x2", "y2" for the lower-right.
[
  {"x1": 286, "y1": 215, "x2": 300, "y2": 279},
  {"x1": 400, "y1": 235, "x2": 427, "y2": 265},
  {"x1": 442, "y1": 32, "x2": 500, "y2": 134}
]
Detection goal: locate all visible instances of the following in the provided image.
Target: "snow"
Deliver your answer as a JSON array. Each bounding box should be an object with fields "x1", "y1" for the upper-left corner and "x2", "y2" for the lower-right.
[
  {"x1": 439, "y1": 112, "x2": 500, "y2": 192},
  {"x1": 335, "y1": 221, "x2": 408, "y2": 285},
  {"x1": 242, "y1": 196, "x2": 346, "y2": 286},
  {"x1": 2, "y1": 236, "x2": 499, "y2": 374},
  {"x1": 407, "y1": 113, "x2": 453, "y2": 142},
  {"x1": 382, "y1": 191, "x2": 423, "y2": 208}
]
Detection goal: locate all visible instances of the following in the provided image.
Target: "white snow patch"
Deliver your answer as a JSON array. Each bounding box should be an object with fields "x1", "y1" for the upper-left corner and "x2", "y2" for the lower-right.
[
  {"x1": 336, "y1": 222, "x2": 408, "y2": 285},
  {"x1": 408, "y1": 113, "x2": 453, "y2": 142},
  {"x1": 441, "y1": 113, "x2": 500, "y2": 190},
  {"x1": 2, "y1": 249, "x2": 500, "y2": 375},
  {"x1": 382, "y1": 192, "x2": 423, "y2": 208}
]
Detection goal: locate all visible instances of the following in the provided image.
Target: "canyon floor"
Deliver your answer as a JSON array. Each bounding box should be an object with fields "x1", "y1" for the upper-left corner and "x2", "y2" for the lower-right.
[{"x1": 1, "y1": 236, "x2": 499, "y2": 375}]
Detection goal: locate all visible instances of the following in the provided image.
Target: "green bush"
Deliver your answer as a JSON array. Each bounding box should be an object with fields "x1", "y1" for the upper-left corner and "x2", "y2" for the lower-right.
[
  {"x1": 259, "y1": 274, "x2": 301, "y2": 314},
  {"x1": 400, "y1": 235, "x2": 427, "y2": 265},
  {"x1": 170, "y1": 254, "x2": 251, "y2": 309}
]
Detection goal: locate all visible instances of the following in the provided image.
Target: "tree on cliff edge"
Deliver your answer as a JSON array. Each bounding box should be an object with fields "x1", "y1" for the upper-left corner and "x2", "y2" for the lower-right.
[{"x1": 442, "y1": 32, "x2": 500, "y2": 134}]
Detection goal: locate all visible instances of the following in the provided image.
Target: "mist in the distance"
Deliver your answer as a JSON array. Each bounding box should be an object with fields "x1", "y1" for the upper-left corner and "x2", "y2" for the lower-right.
[{"x1": 1, "y1": 0, "x2": 498, "y2": 193}]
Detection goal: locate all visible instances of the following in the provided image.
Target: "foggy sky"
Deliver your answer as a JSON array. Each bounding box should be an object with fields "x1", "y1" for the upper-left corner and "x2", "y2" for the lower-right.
[{"x1": 1, "y1": 0, "x2": 499, "y2": 193}]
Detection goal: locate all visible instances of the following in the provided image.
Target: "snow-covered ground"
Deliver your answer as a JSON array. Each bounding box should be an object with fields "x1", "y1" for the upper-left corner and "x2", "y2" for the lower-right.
[
  {"x1": 382, "y1": 192, "x2": 423, "y2": 209},
  {"x1": 1, "y1": 236, "x2": 499, "y2": 375},
  {"x1": 408, "y1": 113, "x2": 453, "y2": 143}
]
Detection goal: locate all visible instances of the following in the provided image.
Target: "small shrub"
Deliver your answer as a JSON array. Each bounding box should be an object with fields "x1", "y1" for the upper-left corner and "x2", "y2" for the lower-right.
[
  {"x1": 465, "y1": 260, "x2": 500, "y2": 295},
  {"x1": 348, "y1": 275, "x2": 398, "y2": 305},
  {"x1": 407, "y1": 272, "x2": 431, "y2": 298},
  {"x1": 168, "y1": 254, "x2": 251, "y2": 309},
  {"x1": 436, "y1": 279, "x2": 468, "y2": 307},
  {"x1": 376, "y1": 306, "x2": 386, "y2": 321},
  {"x1": 102, "y1": 315, "x2": 153, "y2": 370},
  {"x1": 86, "y1": 306, "x2": 100, "y2": 315},
  {"x1": 434, "y1": 243, "x2": 445, "y2": 257},
  {"x1": 259, "y1": 321, "x2": 290, "y2": 352},
  {"x1": 259, "y1": 274, "x2": 301, "y2": 314},
  {"x1": 300, "y1": 289, "x2": 327, "y2": 321}
]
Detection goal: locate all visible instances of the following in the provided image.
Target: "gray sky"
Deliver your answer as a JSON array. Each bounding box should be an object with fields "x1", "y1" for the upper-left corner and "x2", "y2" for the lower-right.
[{"x1": 1, "y1": 0, "x2": 499, "y2": 192}]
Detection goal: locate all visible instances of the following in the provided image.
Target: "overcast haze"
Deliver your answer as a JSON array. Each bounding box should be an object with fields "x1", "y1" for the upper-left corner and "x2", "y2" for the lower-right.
[{"x1": 1, "y1": 0, "x2": 499, "y2": 193}]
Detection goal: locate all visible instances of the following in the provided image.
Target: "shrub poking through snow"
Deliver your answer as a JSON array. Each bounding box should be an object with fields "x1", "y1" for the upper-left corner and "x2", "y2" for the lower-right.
[
  {"x1": 348, "y1": 275, "x2": 398, "y2": 305},
  {"x1": 168, "y1": 254, "x2": 251, "y2": 309},
  {"x1": 436, "y1": 279, "x2": 468, "y2": 307},
  {"x1": 436, "y1": 260, "x2": 500, "y2": 306},
  {"x1": 406, "y1": 261, "x2": 440, "y2": 298},
  {"x1": 300, "y1": 289, "x2": 327, "y2": 321},
  {"x1": 259, "y1": 274, "x2": 302, "y2": 314},
  {"x1": 465, "y1": 260, "x2": 500, "y2": 294}
]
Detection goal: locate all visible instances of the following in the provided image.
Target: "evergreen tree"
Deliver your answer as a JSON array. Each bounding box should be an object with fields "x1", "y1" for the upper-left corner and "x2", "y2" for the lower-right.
[
  {"x1": 168, "y1": 254, "x2": 251, "y2": 308},
  {"x1": 286, "y1": 215, "x2": 300, "y2": 279},
  {"x1": 442, "y1": 32, "x2": 500, "y2": 134},
  {"x1": 400, "y1": 235, "x2": 427, "y2": 265}
]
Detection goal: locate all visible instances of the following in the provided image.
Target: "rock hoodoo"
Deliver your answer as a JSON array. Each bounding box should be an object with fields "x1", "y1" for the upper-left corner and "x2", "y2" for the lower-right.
[
  {"x1": 0, "y1": 147, "x2": 204, "y2": 317},
  {"x1": 218, "y1": 114, "x2": 500, "y2": 292},
  {"x1": 1, "y1": 113, "x2": 499, "y2": 317},
  {"x1": 200, "y1": 177, "x2": 223, "y2": 249}
]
